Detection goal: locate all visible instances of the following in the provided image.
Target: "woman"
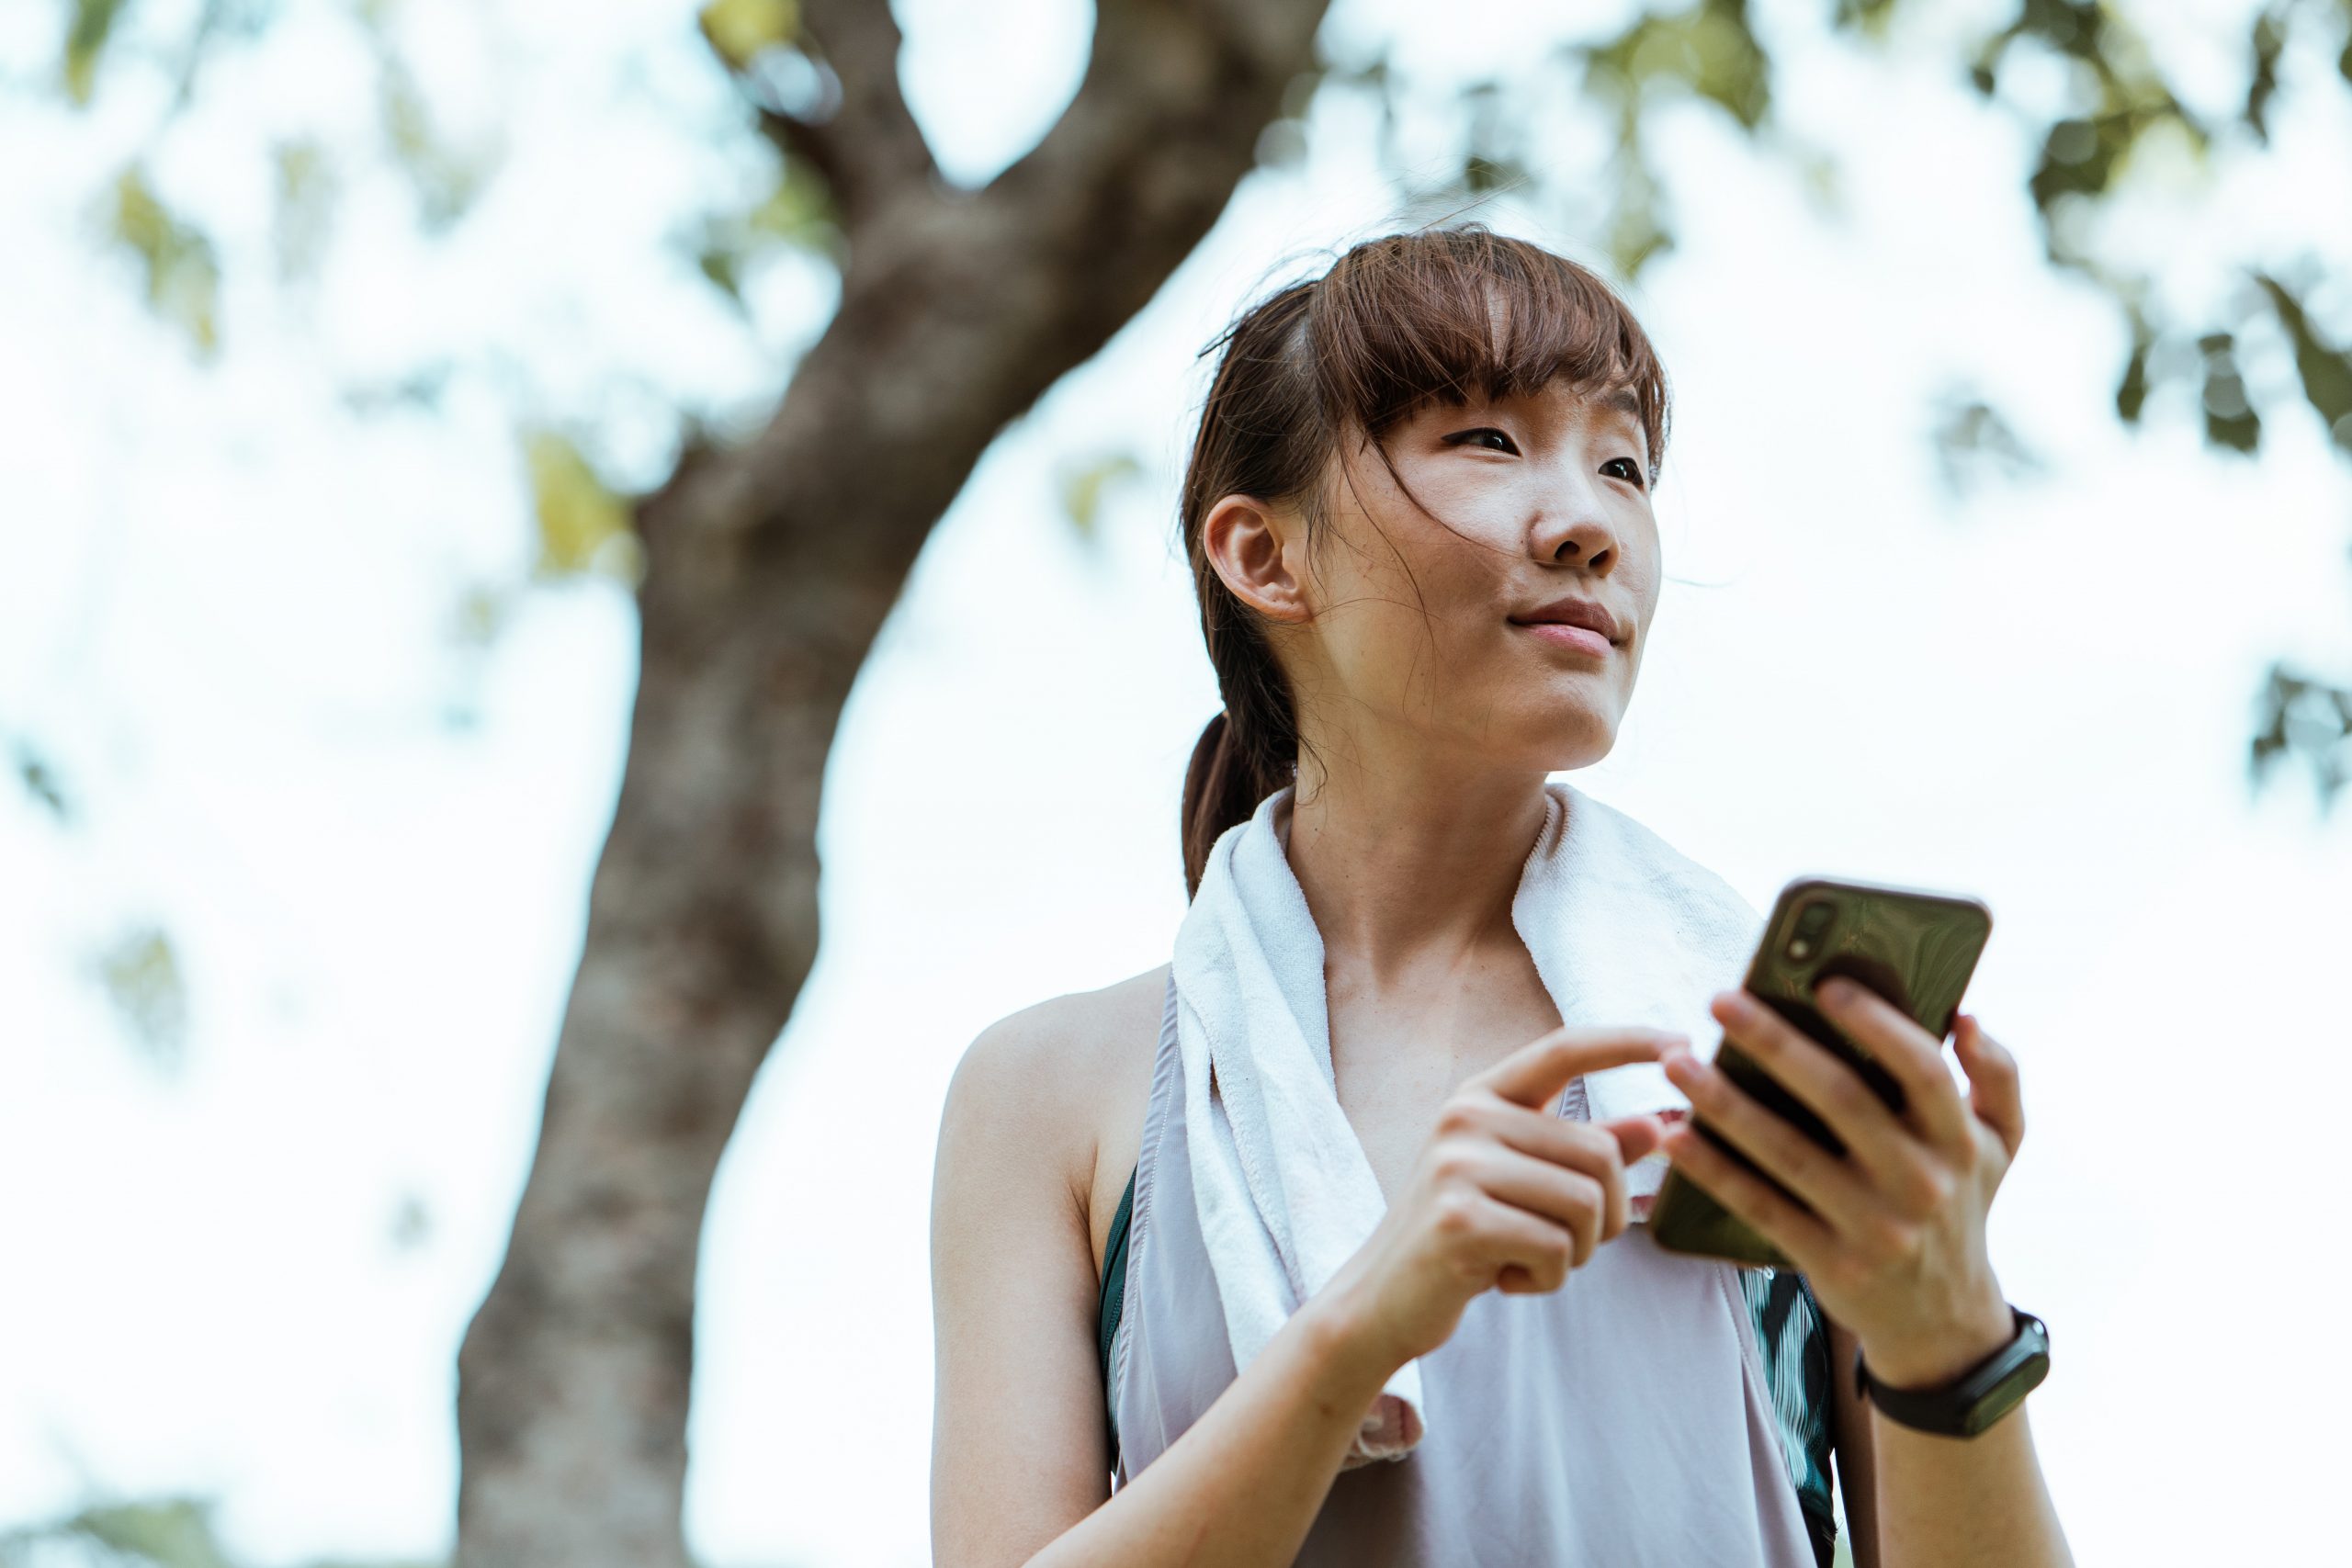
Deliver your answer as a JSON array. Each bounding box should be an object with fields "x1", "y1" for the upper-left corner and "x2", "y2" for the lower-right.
[{"x1": 929, "y1": 226, "x2": 2071, "y2": 1566}]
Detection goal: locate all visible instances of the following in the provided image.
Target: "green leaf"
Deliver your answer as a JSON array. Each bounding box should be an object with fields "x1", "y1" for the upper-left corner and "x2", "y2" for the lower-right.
[
  {"x1": 10, "y1": 737, "x2": 70, "y2": 820},
  {"x1": 1057, "y1": 450, "x2": 1145, "y2": 538},
  {"x1": 747, "y1": 154, "x2": 839, "y2": 251},
  {"x1": 379, "y1": 51, "x2": 490, "y2": 231},
  {"x1": 2114, "y1": 325, "x2": 2153, "y2": 426},
  {"x1": 1930, "y1": 390, "x2": 2046, "y2": 501},
  {"x1": 272, "y1": 139, "x2": 338, "y2": 284},
  {"x1": 62, "y1": 0, "x2": 130, "y2": 106},
  {"x1": 1829, "y1": 0, "x2": 1905, "y2": 41},
  {"x1": 91, "y1": 923, "x2": 189, "y2": 1075},
  {"x1": 2250, "y1": 273, "x2": 2352, "y2": 455},
  {"x1": 685, "y1": 154, "x2": 843, "y2": 299},
  {"x1": 103, "y1": 164, "x2": 220, "y2": 355},
  {"x1": 699, "y1": 0, "x2": 799, "y2": 71},
  {"x1": 2251, "y1": 661, "x2": 2352, "y2": 814},
  {"x1": 524, "y1": 429, "x2": 642, "y2": 585},
  {"x1": 2197, "y1": 333, "x2": 2260, "y2": 455},
  {"x1": 61, "y1": 1497, "x2": 233, "y2": 1568},
  {"x1": 1577, "y1": 6, "x2": 1771, "y2": 131},
  {"x1": 2243, "y1": 6, "x2": 2286, "y2": 144}
]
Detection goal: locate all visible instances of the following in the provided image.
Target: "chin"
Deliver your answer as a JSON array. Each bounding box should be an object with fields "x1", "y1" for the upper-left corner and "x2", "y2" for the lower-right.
[{"x1": 1520, "y1": 717, "x2": 1618, "y2": 773}]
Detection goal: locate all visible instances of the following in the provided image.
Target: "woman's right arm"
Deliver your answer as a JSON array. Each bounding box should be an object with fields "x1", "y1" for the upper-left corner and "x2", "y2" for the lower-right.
[
  {"x1": 929, "y1": 1006, "x2": 1399, "y2": 1568},
  {"x1": 930, "y1": 1007, "x2": 1678, "y2": 1568}
]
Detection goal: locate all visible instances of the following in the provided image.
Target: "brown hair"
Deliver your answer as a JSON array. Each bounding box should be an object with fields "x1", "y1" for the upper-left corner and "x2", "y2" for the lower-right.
[{"x1": 1176, "y1": 222, "x2": 1673, "y2": 900}]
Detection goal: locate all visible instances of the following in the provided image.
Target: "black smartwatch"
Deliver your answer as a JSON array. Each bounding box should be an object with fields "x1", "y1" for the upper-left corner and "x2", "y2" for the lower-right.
[{"x1": 1854, "y1": 1306, "x2": 2049, "y2": 1438}]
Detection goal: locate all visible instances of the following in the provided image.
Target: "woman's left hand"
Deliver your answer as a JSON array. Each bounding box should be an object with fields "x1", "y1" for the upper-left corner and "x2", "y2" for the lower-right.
[{"x1": 1657, "y1": 976, "x2": 2026, "y2": 1389}]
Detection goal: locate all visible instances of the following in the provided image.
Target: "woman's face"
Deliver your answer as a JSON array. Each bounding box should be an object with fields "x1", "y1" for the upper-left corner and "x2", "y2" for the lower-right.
[{"x1": 1214, "y1": 375, "x2": 1663, "y2": 780}]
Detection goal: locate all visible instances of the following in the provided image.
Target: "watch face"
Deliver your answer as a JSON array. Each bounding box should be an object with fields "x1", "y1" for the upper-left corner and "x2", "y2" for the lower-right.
[{"x1": 1962, "y1": 1350, "x2": 2051, "y2": 1437}]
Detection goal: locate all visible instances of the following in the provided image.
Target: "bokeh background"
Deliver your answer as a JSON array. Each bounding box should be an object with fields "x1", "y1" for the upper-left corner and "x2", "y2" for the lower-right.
[{"x1": 6, "y1": 1, "x2": 2349, "y2": 1565}]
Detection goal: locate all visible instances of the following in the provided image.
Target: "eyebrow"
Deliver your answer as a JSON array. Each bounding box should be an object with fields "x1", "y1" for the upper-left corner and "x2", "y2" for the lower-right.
[{"x1": 1592, "y1": 387, "x2": 1642, "y2": 424}]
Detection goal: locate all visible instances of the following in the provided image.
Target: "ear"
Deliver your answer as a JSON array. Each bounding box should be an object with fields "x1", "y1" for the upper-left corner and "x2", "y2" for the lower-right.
[{"x1": 1203, "y1": 491, "x2": 1311, "y2": 624}]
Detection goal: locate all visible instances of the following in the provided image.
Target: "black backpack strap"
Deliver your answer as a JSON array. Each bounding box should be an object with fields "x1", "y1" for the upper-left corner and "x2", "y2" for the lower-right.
[{"x1": 1097, "y1": 1163, "x2": 1139, "y2": 1462}]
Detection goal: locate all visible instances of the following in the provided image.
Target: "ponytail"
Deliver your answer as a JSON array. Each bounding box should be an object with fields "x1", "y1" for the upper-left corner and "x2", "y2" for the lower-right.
[{"x1": 1179, "y1": 708, "x2": 1295, "y2": 901}]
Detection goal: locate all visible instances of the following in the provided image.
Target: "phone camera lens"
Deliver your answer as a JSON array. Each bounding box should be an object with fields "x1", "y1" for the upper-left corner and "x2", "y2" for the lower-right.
[{"x1": 1786, "y1": 899, "x2": 1836, "y2": 964}]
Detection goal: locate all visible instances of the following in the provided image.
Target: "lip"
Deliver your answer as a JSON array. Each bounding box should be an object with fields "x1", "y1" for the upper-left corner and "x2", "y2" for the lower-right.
[
  {"x1": 1513, "y1": 621, "x2": 1612, "y2": 658},
  {"x1": 1510, "y1": 593, "x2": 1622, "y2": 645}
]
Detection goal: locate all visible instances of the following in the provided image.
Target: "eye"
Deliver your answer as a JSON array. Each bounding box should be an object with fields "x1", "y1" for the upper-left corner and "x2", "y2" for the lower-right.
[
  {"x1": 1445, "y1": 427, "x2": 1520, "y2": 455},
  {"x1": 1604, "y1": 457, "x2": 1647, "y2": 490}
]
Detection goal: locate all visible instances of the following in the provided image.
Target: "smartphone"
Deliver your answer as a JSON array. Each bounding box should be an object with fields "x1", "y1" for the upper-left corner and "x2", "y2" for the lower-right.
[{"x1": 1646, "y1": 874, "x2": 1992, "y2": 1269}]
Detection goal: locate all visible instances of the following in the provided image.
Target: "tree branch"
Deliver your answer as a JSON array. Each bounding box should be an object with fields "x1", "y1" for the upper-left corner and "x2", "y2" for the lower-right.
[
  {"x1": 756, "y1": 0, "x2": 939, "y2": 233},
  {"x1": 654, "y1": 0, "x2": 1333, "y2": 574}
]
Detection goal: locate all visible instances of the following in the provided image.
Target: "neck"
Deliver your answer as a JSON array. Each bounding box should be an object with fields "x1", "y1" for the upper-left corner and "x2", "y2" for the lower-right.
[{"x1": 1279, "y1": 761, "x2": 1555, "y2": 991}]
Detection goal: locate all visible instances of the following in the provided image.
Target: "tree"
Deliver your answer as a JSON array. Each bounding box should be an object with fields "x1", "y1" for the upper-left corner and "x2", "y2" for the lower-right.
[
  {"x1": 21, "y1": 1, "x2": 2352, "y2": 1564},
  {"x1": 435, "y1": 3, "x2": 1340, "y2": 1562}
]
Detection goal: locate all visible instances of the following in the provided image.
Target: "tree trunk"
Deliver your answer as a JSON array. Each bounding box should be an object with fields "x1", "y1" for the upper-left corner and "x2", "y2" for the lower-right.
[{"x1": 452, "y1": 4, "x2": 1333, "y2": 1562}]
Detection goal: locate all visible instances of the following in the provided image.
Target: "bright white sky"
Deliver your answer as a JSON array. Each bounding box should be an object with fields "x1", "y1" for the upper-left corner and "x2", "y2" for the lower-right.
[{"x1": 3, "y1": 1, "x2": 2348, "y2": 1565}]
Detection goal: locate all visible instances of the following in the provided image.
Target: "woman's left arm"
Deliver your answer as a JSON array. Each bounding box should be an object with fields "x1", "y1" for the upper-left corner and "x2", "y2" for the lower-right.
[{"x1": 1657, "y1": 980, "x2": 2074, "y2": 1568}]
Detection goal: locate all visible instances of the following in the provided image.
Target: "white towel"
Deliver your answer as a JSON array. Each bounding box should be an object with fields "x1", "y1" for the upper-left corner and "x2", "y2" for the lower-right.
[{"x1": 1170, "y1": 776, "x2": 1766, "y2": 1468}]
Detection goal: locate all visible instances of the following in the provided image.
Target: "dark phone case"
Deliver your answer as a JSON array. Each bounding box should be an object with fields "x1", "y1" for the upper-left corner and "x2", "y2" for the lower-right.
[{"x1": 1646, "y1": 875, "x2": 1992, "y2": 1269}]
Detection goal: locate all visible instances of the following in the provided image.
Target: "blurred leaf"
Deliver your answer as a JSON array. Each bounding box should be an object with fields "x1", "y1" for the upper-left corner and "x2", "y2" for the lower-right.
[
  {"x1": 342, "y1": 361, "x2": 455, "y2": 415},
  {"x1": 1561, "y1": 1, "x2": 1773, "y2": 282},
  {"x1": 1792, "y1": 145, "x2": 1842, "y2": 216},
  {"x1": 2028, "y1": 114, "x2": 2123, "y2": 208},
  {"x1": 391, "y1": 1191, "x2": 433, "y2": 1250},
  {"x1": 450, "y1": 581, "x2": 511, "y2": 649},
  {"x1": 2252, "y1": 661, "x2": 2352, "y2": 814},
  {"x1": 379, "y1": 51, "x2": 490, "y2": 231},
  {"x1": 687, "y1": 154, "x2": 843, "y2": 305},
  {"x1": 1829, "y1": 0, "x2": 1905, "y2": 39},
  {"x1": 2243, "y1": 5, "x2": 2287, "y2": 144},
  {"x1": 272, "y1": 138, "x2": 338, "y2": 284},
  {"x1": 62, "y1": 0, "x2": 130, "y2": 106},
  {"x1": 104, "y1": 165, "x2": 220, "y2": 355},
  {"x1": 1930, "y1": 389, "x2": 2047, "y2": 502},
  {"x1": 747, "y1": 154, "x2": 837, "y2": 250},
  {"x1": 2197, "y1": 332, "x2": 2260, "y2": 455},
  {"x1": 1996, "y1": 2, "x2": 2211, "y2": 251},
  {"x1": 91, "y1": 923, "x2": 189, "y2": 1074},
  {"x1": 2250, "y1": 272, "x2": 2352, "y2": 456},
  {"x1": 1455, "y1": 80, "x2": 1530, "y2": 197},
  {"x1": 1056, "y1": 450, "x2": 1144, "y2": 539},
  {"x1": 1255, "y1": 117, "x2": 1309, "y2": 171},
  {"x1": 49, "y1": 1496, "x2": 235, "y2": 1568},
  {"x1": 697, "y1": 243, "x2": 745, "y2": 304},
  {"x1": 1574, "y1": 2, "x2": 1772, "y2": 132},
  {"x1": 0, "y1": 1493, "x2": 452, "y2": 1568},
  {"x1": 10, "y1": 737, "x2": 71, "y2": 820},
  {"x1": 2114, "y1": 315, "x2": 2154, "y2": 425},
  {"x1": 524, "y1": 429, "x2": 642, "y2": 585},
  {"x1": 1600, "y1": 140, "x2": 1673, "y2": 282},
  {"x1": 699, "y1": 0, "x2": 799, "y2": 72}
]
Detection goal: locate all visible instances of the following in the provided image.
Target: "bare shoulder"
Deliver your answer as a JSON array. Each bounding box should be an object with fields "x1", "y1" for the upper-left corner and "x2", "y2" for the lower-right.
[
  {"x1": 929, "y1": 961, "x2": 1170, "y2": 1559},
  {"x1": 942, "y1": 962, "x2": 1170, "y2": 1280}
]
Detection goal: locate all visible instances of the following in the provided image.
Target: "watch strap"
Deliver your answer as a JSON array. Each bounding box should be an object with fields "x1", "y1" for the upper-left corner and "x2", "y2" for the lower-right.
[{"x1": 1855, "y1": 1306, "x2": 2049, "y2": 1438}]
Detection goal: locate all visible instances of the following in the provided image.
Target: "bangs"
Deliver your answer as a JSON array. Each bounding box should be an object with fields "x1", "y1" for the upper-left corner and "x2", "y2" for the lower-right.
[{"x1": 1304, "y1": 225, "x2": 1669, "y2": 480}]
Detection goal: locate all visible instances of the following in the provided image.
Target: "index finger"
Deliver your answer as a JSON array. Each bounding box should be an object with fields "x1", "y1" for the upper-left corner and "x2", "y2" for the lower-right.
[{"x1": 1473, "y1": 1025, "x2": 1687, "y2": 1112}]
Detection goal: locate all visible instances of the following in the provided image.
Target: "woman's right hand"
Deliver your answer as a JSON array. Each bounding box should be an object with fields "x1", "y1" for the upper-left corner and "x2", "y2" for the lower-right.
[{"x1": 1315, "y1": 1024, "x2": 1686, "y2": 1372}]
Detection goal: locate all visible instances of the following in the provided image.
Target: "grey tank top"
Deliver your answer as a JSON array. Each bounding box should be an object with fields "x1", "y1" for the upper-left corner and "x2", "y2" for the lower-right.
[{"x1": 1102, "y1": 971, "x2": 1834, "y2": 1566}]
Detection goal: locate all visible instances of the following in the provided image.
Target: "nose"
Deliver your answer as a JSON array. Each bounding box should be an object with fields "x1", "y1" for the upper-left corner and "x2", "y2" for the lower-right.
[{"x1": 1529, "y1": 502, "x2": 1619, "y2": 572}]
